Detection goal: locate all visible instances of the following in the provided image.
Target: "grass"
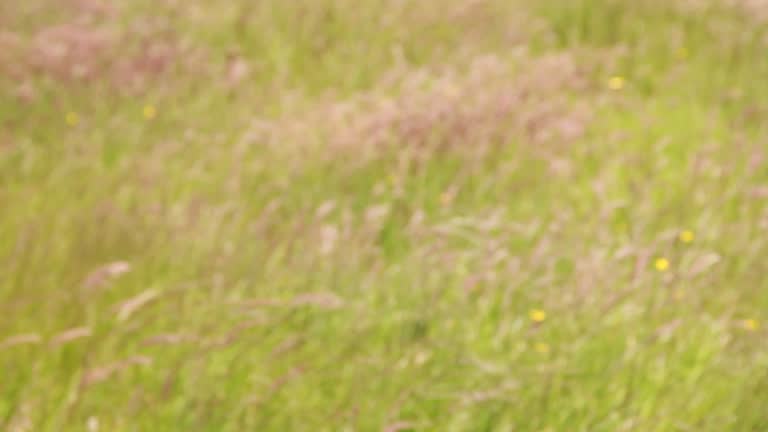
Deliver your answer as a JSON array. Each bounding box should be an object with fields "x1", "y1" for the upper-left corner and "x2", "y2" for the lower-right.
[{"x1": 2, "y1": 0, "x2": 768, "y2": 430}]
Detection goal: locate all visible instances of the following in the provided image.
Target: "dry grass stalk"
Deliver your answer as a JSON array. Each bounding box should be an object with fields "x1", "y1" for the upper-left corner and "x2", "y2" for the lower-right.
[
  {"x1": 82, "y1": 261, "x2": 132, "y2": 290},
  {"x1": 141, "y1": 332, "x2": 196, "y2": 346},
  {"x1": 0, "y1": 333, "x2": 42, "y2": 349},
  {"x1": 291, "y1": 292, "x2": 345, "y2": 309},
  {"x1": 237, "y1": 292, "x2": 345, "y2": 310},
  {"x1": 50, "y1": 326, "x2": 92, "y2": 347},
  {"x1": 115, "y1": 289, "x2": 159, "y2": 322},
  {"x1": 383, "y1": 421, "x2": 419, "y2": 432},
  {"x1": 82, "y1": 355, "x2": 153, "y2": 387},
  {"x1": 688, "y1": 253, "x2": 722, "y2": 277},
  {"x1": 204, "y1": 319, "x2": 267, "y2": 350}
]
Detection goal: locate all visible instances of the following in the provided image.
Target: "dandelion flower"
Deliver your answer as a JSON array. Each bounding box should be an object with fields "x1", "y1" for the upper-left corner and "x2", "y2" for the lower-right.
[
  {"x1": 143, "y1": 104, "x2": 157, "y2": 120},
  {"x1": 679, "y1": 230, "x2": 695, "y2": 244},
  {"x1": 529, "y1": 309, "x2": 547, "y2": 323},
  {"x1": 65, "y1": 112, "x2": 80, "y2": 126},
  {"x1": 534, "y1": 342, "x2": 550, "y2": 354},
  {"x1": 655, "y1": 258, "x2": 670, "y2": 272},
  {"x1": 741, "y1": 319, "x2": 759, "y2": 332},
  {"x1": 608, "y1": 76, "x2": 625, "y2": 90}
]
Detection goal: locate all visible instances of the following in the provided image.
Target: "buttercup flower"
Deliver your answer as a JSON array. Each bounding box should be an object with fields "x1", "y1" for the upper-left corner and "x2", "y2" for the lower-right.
[
  {"x1": 529, "y1": 309, "x2": 547, "y2": 323},
  {"x1": 679, "y1": 230, "x2": 695, "y2": 244},
  {"x1": 608, "y1": 76, "x2": 625, "y2": 90},
  {"x1": 143, "y1": 104, "x2": 157, "y2": 119},
  {"x1": 655, "y1": 258, "x2": 670, "y2": 272},
  {"x1": 741, "y1": 319, "x2": 759, "y2": 332}
]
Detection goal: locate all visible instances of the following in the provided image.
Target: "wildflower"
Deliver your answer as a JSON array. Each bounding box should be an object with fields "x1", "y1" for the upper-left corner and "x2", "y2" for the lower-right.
[
  {"x1": 143, "y1": 104, "x2": 157, "y2": 120},
  {"x1": 608, "y1": 76, "x2": 625, "y2": 90},
  {"x1": 679, "y1": 230, "x2": 695, "y2": 244},
  {"x1": 741, "y1": 319, "x2": 759, "y2": 332},
  {"x1": 529, "y1": 308, "x2": 547, "y2": 323},
  {"x1": 65, "y1": 112, "x2": 80, "y2": 126},
  {"x1": 533, "y1": 342, "x2": 550, "y2": 354},
  {"x1": 655, "y1": 258, "x2": 670, "y2": 272}
]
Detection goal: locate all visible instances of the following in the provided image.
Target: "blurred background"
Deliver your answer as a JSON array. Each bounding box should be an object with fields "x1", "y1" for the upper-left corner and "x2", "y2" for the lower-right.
[{"x1": 2, "y1": 0, "x2": 768, "y2": 430}]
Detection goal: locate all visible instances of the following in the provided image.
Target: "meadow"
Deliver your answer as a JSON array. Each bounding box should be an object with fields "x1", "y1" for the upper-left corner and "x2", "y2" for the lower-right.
[{"x1": 2, "y1": 0, "x2": 768, "y2": 430}]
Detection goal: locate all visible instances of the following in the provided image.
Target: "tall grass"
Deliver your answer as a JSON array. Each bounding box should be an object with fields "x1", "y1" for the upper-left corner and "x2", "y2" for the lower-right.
[{"x1": 2, "y1": 0, "x2": 768, "y2": 430}]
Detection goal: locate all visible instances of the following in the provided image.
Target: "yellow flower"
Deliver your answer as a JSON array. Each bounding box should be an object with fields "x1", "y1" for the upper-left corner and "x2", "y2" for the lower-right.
[
  {"x1": 65, "y1": 112, "x2": 80, "y2": 126},
  {"x1": 679, "y1": 230, "x2": 695, "y2": 244},
  {"x1": 654, "y1": 258, "x2": 670, "y2": 272},
  {"x1": 741, "y1": 319, "x2": 759, "y2": 332},
  {"x1": 529, "y1": 309, "x2": 547, "y2": 323},
  {"x1": 534, "y1": 342, "x2": 550, "y2": 354},
  {"x1": 143, "y1": 104, "x2": 157, "y2": 119},
  {"x1": 608, "y1": 76, "x2": 625, "y2": 90}
]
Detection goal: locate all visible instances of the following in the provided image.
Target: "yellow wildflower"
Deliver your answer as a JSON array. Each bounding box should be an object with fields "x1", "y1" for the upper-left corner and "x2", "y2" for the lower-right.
[
  {"x1": 679, "y1": 230, "x2": 695, "y2": 244},
  {"x1": 534, "y1": 342, "x2": 550, "y2": 354},
  {"x1": 608, "y1": 76, "x2": 625, "y2": 90},
  {"x1": 143, "y1": 104, "x2": 157, "y2": 120},
  {"x1": 655, "y1": 258, "x2": 670, "y2": 272},
  {"x1": 529, "y1": 309, "x2": 547, "y2": 323},
  {"x1": 65, "y1": 112, "x2": 80, "y2": 126},
  {"x1": 742, "y1": 319, "x2": 759, "y2": 332}
]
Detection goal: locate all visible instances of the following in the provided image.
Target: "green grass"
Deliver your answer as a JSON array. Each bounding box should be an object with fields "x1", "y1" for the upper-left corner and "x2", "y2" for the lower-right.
[{"x1": 2, "y1": 0, "x2": 768, "y2": 430}]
